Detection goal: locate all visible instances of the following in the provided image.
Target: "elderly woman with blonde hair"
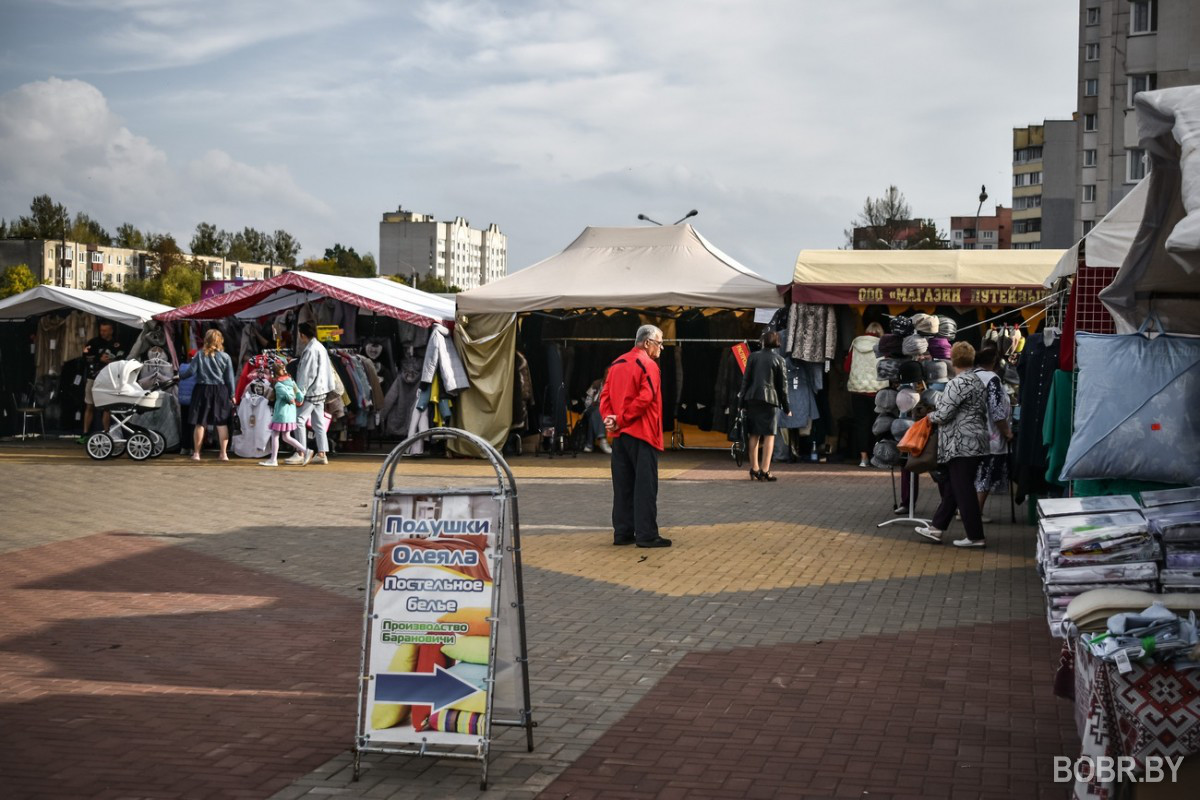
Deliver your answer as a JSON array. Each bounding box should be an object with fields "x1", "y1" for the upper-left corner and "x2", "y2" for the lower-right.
[{"x1": 914, "y1": 341, "x2": 990, "y2": 547}]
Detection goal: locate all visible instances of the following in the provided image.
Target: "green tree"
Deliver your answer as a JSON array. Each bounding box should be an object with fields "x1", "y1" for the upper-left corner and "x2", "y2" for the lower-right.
[
  {"x1": 124, "y1": 259, "x2": 203, "y2": 306},
  {"x1": 190, "y1": 222, "x2": 224, "y2": 256},
  {"x1": 271, "y1": 229, "x2": 300, "y2": 267},
  {"x1": 145, "y1": 233, "x2": 187, "y2": 276},
  {"x1": 0, "y1": 263, "x2": 38, "y2": 298},
  {"x1": 226, "y1": 227, "x2": 273, "y2": 262},
  {"x1": 317, "y1": 243, "x2": 376, "y2": 277},
  {"x1": 385, "y1": 272, "x2": 461, "y2": 293},
  {"x1": 114, "y1": 223, "x2": 147, "y2": 250},
  {"x1": 0, "y1": 218, "x2": 8, "y2": 238},
  {"x1": 68, "y1": 211, "x2": 112, "y2": 246},
  {"x1": 13, "y1": 194, "x2": 69, "y2": 239}
]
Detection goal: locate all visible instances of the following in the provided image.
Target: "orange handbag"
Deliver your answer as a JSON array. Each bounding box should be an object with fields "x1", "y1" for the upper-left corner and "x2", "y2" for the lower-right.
[{"x1": 897, "y1": 415, "x2": 932, "y2": 455}]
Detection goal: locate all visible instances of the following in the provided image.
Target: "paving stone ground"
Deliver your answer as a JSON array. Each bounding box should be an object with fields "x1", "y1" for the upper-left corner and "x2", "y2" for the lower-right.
[{"x1": 0, "y1": 443, "x2": 1079, "y2": 799}]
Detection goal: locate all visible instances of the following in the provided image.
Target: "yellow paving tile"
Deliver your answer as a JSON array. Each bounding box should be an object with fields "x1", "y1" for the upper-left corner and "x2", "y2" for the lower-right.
[{"x1": 522, "y1": 522, "x2": 1034, "y2": 596}]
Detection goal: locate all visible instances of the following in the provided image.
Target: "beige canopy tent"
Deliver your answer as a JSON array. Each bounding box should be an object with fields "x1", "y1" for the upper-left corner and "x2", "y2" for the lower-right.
[
  {"x1": 456, "y1": 224, "x2": 785, "y2": 314},
  {"x1": 790, "y1": 249, "x2": 1063, "y2": 308},
  {"x1": 453, "y1": 224, "x2": 783, "y2": 453}
]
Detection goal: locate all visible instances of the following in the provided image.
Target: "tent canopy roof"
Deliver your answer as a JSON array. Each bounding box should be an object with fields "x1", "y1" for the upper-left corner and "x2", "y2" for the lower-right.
[
  {"x1": 1100, "y1": 86, "x2": 1200, "y2": 334},
  {"x1": 1045, "y1": 176, "x2": 1150, "y2": 287},
  {"x1": 790, "y1": 249, "x2": 1063, "y2": 306},
  {"x1": 154, "y1": 270, "x2": 455, "y2": 326},
  {"x1": 455, "y1": 224, "x2": 784, "y2": 314},
  {"x1": 0, "y1": 285, "x2": 173, "y2": 326}
]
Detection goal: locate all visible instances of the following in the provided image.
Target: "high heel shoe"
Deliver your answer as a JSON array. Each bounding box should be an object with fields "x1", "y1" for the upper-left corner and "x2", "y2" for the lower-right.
[
  {"x1": 760, "y1": 471, "x2": 777, "y2": 482},
  {"x1": 749, "y1": 469, "x2": 760, "y2": 481}
]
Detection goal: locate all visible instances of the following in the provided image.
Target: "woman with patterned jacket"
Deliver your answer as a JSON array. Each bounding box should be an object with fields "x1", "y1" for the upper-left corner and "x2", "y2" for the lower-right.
[{"x1": 914, "y1": 341, "x2": 990, "y2": 548}]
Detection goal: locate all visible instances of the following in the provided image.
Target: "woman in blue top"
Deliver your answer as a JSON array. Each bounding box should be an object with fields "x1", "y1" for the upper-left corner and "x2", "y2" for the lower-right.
[
  {"x1": 260, "y1": 362, "x2": 309, "y2": 467},
  {"x1": 180, "y1": 329, "x2": 237, "y2": 461}
]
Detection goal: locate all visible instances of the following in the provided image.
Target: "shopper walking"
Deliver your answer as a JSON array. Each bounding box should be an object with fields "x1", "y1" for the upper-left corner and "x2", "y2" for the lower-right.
[
  {"x1": 845, "y1": 322, "x2": 886, "y2": 467},
  {"x1": 972, "y1": 346, "x2": 1013, "y2": 522},
  {"x1": 180, "y1": 329, "x2": 236, "y2": 461},
  {"x1": 259, "y1": 362, "x2": 309, "y2": 467},
  {"x1": 599, "y1": 325, "x2": 670, "y2": 548},
  {"x1": 915, "y1": 341, "x2": 990, "y2": 547},
  {"x1": 291, "y1": 322, "x2": 335, "y2": 465},
  {"x1": 739, "y1": 330, "x2": 791, "y2": 481}
]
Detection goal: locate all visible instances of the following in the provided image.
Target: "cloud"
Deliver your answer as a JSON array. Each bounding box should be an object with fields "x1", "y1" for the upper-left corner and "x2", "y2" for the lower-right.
[{"x1": 0, "y1": 77, "x2": 332, "y2": 248}]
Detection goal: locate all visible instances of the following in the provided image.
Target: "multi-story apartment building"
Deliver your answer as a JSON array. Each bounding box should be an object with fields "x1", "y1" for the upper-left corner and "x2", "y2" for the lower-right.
[
  {"x1": 379, "y1": 208, "x2": 507, "y2": 290},
  {"x1": 0, "y1": 238, "x2": 274, "y2": 289},
  {"x1": 1011, "y1": 121, "x2": 1077, "y2": 249},
  {"x1": 1076, "y1": 0, "x2": 1200, "y2": 237},
  {"x1": 949, "y1": 206, "x2": 1013, "y2": 250}
]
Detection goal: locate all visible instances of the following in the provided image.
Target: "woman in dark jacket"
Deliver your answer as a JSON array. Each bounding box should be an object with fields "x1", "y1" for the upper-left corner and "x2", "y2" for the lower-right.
[{"x1": 739, "y1": 331, "x2": 791, "y2": 481}]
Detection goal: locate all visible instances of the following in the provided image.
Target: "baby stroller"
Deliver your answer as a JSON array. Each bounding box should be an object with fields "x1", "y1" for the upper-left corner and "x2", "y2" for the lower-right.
[{"x1": 85, "y1": 360, "x2": 178, "y2": 461}]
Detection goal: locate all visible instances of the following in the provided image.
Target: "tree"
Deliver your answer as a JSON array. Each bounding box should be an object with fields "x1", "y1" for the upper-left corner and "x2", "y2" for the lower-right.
[
  {"x1": 0, "y1": 264, "x2": 37, "y2": 299},
  {"x1": 385, "y1": 272, "x2": 461, "y2": 293},
  {"x1": 145, "y1": 233, "x2": 187, "y2": 276},
  {"x1": 0, "y1": 219, "x2": 8, "y2": 238},
  {"x1": 309, "y1": 243, "x2": 377, "y2": 277},
  {"x1": 12, "y1": 194, "x2": 69, "y2": 239},
  {"x1": 190, "y1": 222, "x2": 224, "y2": 256},
  {"x1": 124, "y1": 258, "x2": 203, "y2": 306},
  {"x1": 68, "y1": 212, "x2": 112, "y2": 246},
  {"x1": 225, "y1": 227, "x2": 273, "y2": 263},
  {"x1": 271, "y1": 229, "x2": 300, "y2": 267},
  {"x1": 845, "y1": 185, "x2": 917, "y2": 249},
  {"x1": 115, "y1": 223, "x2": 147, "y2": 250}
]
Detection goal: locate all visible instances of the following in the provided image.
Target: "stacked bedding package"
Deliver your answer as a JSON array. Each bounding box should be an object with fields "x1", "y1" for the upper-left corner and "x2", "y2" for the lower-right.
[
  {"x1": 1037, "y1": 496, "x2": 1157, "y2": 637},
  {"x1": 1141, "y1": 489, "x2": 1200, "y2": 595}
]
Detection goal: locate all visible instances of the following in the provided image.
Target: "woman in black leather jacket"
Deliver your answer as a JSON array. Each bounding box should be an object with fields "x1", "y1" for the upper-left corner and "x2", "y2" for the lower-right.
[{"x1": 739, "y1": 331, "x2": 791, "y2": 481}]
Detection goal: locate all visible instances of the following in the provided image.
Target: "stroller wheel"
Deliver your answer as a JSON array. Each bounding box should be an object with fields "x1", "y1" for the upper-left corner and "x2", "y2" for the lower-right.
[
  {"x1": 149, "y1": 431, "x2": 165, "y2": 458},
  {"x1": 126, "y1": 431, "x2": 154, "y2": 461},
  {"x1": 86, "y1": 432, "x2": 113, "y2": 460}
]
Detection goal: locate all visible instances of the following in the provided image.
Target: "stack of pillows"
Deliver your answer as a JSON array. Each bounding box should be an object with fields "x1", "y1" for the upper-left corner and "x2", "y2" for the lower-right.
[{"x1": 869, "y1": 313, "x2": 955, "y2": 469}]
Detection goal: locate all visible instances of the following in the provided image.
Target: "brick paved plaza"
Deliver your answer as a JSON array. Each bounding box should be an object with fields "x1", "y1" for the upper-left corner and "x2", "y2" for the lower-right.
[{"x1": 0, "y1": 445, "x2": 1078, "y2": 799}]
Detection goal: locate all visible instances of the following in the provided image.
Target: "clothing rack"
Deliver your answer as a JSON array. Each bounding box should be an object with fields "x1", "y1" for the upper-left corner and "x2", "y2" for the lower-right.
[
  {"x1": 542, "y1": 337, "x2": 747, "y2": 344},
  {"x1": 955, "y1": 288, "x2": 1067, "y2": 333}
]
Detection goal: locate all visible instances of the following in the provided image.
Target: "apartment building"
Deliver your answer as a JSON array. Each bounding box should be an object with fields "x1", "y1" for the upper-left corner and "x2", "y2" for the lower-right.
[
  {"x1": 949, "y1": 206, "x2": 1013, "y2": 250},
  {"x1": 1076, "y1": 0, "x2": 1200, "y2": 237},
  {"x1": 379, "y1": 208, "x2": 507, "y2": 290},
  {"x1": 1010, "y1": 121, "x2": 1077, "y2": 249},
  {"x1": 0, "y1": 239, "x2": 274, "y2": 289}
]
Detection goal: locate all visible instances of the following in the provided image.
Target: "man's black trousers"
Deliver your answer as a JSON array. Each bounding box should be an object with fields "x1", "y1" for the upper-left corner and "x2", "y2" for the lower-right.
[{"x1": 610, "y1": 434, "x2": 659, "y2": 543}]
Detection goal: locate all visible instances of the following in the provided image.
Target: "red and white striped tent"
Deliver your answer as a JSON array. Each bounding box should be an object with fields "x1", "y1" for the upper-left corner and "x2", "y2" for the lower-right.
[{"x1": 155, "y1": 270, "x2": 454, "y2": 327}]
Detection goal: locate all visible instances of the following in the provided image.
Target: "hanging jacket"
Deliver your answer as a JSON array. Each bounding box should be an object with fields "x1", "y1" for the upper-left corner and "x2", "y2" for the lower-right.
[
  {"x1": 846, "y1": 335, "x2": 887, "y2": 394},
  {"x1": 420, "y1": 324, "x2": 469, "y2": 394}
]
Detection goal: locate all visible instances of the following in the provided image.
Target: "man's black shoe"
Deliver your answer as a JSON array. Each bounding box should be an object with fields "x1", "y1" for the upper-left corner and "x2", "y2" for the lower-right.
[
  {"x1": 636, "y1": 537, "x2": 672, "y2": 548},
  {"x1": 613, "y1": 537, "x2": 636, "y2": 546}
]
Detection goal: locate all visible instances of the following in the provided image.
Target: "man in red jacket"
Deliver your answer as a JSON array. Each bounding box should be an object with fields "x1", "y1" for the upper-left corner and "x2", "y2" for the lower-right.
[{"x1": 600, "y1": 325, "x2": 671, "y2": 548}]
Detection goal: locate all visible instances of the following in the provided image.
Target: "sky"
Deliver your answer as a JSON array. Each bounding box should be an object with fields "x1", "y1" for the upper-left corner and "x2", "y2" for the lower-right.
[{"x1": 0, "y1": 0, "x2": 1079, "y2": 284}]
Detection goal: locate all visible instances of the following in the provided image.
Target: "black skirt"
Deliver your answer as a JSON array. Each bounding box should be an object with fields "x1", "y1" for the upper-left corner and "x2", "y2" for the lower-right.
[
  {"x1": 744, "y1": 400, "x2": 779, "y2": 437},
  {"x1": 189, "y1": 383, "x2": 232, "y2": 427}
]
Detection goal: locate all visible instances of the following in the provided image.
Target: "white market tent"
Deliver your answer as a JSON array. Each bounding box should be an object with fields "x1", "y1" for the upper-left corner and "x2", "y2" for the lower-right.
[
  {"x1": 1044, "y1": 177, "x2": 1150, "y2": 287},
  {"x1": 0, "y1": 284, "x2": 173, "y2": 326},
  {"x1": 1099, "y1": 86, "x2": 1200, "y2": 335},
  {"x1": 455, "y1": 224, "x2": 784, "y2": 314},
  {"x1": 155, "y1": 270, "x2": 455, "y2": 326},
  {"x1": 790, "y1": 249, "x2": 1063, "y2": 307}
]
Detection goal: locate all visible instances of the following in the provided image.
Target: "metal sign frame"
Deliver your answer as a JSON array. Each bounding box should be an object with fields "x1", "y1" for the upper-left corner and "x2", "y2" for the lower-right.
[{"x1": 353, "y1": 427, "x2": 535, "y2": 790}]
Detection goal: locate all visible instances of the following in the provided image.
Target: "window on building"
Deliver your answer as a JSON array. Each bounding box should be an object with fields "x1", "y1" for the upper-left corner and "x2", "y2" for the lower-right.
[
  {"x1": 1086, "y1": 7, "x2": 1100, "y2": 25},
  {"x1": 1130, "y1": 0, "x2": 1156, "y2": 34},
  {"x1": 1085, "y1": 78, "x2": 1098, "y2": 96},
  {"x1": 1084, "y1": 113, "x2": 1097, "y2": 132},
  {"x1": 952, "y1": 230, "x2": 962, "y2": 240},
  {"x1": 1084, "y1": 148, "x2": 1098, "y2": 167},
  {"x1": 981, "y1": 230, "x2": 994, "y2": 240},
  {"x1": 1085, "y1": 43, "x2": 1100, "y2": 61},
  {"x1": 1029, "y1": 171, "x2": 1042, "y2": 185},
  {"x1": 1127, "y1": 148, "x2": 1148, "y2": 182},
  {"x1": 1082, "y1": 184, "x2": 1096, "y2": 203},
  {"x1": 1083, "y1": 220, "x2": 1096, "y2": 234},
  {"x1": 1128, "y1": 73, "x2": 1157, "y2": 106}
]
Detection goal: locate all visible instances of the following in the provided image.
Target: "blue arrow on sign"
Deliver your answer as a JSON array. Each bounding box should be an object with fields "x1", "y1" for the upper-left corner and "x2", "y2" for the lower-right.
[{"x1": 374, "y1": 665, "x2": 482, "y2": 713}]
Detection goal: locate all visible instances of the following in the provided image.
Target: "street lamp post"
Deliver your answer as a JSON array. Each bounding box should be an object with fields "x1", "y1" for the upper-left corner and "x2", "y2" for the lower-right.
[
  {"x1": 973, "y1": 185, "x2": 988, "y2": 250},
  {"x1": 636, "y1": 210, "x2": 699, "y2": 226}
]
